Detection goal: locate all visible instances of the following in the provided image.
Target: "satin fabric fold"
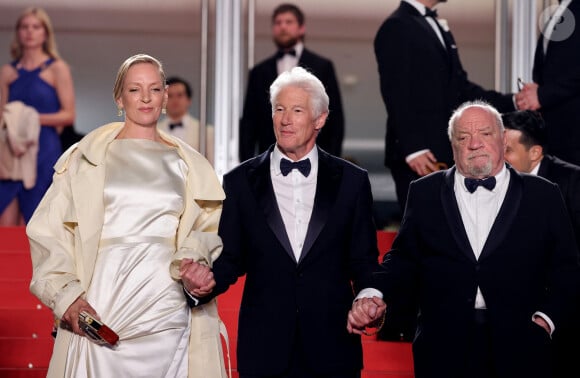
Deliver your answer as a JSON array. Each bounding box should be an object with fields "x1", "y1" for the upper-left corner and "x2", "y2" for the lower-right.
[{"x1": 65, "y1": 139, "x2": 190, "y2": 377}]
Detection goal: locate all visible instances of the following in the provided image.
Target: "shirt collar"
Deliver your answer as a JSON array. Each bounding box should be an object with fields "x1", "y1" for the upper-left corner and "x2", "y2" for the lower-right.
[
  {"x1": 272, "y1": 144, "x2": 318, "y2": 176},
  {"x1": 530, "y1": 160, "x2": 541, "y2": 176},
  {"x1": 294, "y1": 41, "x2": 304, "y2": 58}
]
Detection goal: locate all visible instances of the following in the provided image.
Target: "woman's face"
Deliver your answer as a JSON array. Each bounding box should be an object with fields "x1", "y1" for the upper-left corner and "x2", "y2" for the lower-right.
[
  {"x1": 17, "y1": 14, "x2": 46, "y2": 50},
  {"x1": 116, "y1": 63, "x2": 167, "y2": 129}
]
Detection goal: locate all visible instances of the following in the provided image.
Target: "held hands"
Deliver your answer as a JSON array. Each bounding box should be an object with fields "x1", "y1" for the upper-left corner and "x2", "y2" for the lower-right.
[
  {"x1": 62, "y1": 296, "x2": 98, "y2": 337},
  {"x1": 515, "y1": 82, "x2": 541, "y2": 110},
  {"x1": 179, "y1": 258, "x2": 216, "y2": 298},
  {"x1": 347, "y1": 296, "x2": 387, "y2": 335}
]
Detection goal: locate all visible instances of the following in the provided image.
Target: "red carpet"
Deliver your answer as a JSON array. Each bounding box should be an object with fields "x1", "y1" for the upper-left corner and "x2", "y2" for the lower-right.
[{"x1": 0, "y1": 227, "x2": 413, "y2": 377}]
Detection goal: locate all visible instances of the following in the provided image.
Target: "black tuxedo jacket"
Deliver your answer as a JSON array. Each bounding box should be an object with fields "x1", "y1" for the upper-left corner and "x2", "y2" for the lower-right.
[
  {"x1": 533, "y1": 0, "x2": 580, "y2": 165},
  {"x1": 375, "y1": 166, "x2": 580, "y2": 378},
  {"x1": 209, "y1": 146, "x2": 378, "y2": 376},
  {"x1": 239, "y1": 49, "x2": 344, "y2": 161},
  {"x1": 538, "y1": 154, "x2": 580, "y2": 246},
  {"x1": 374, "y1": 2, "x2": 514, "y2": 168}
]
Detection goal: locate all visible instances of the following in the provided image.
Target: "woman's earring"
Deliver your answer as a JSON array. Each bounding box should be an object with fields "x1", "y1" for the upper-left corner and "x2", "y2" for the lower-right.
[
  {"x1": 161, "y1": 107, "x2": 166, "y2": 115},
  {"x1": 117, "y1": 108, "x2": 123, "y2": 117}
]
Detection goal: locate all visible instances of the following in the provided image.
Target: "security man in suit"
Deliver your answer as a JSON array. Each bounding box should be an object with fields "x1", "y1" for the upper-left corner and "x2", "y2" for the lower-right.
[
  {"x1": 239, "y1": 3, "x2": 344, "y2": 161},
  {"x1": 516, "y1": 0, "x2": 580, "y2": 166},
  {"x1": 503, "y1": 109, "x2": 580, "y2": 378}
]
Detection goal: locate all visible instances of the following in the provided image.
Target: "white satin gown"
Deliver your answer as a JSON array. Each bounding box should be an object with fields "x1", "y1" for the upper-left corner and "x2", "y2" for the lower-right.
[{"x1": 64, "y1": 139, "x2": 190, "y2": 377}]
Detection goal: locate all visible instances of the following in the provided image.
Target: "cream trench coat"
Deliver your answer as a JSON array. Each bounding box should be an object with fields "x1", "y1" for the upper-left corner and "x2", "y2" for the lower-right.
[{"x1": 27, "y1": 122, "x2": 228, "y2": 378}]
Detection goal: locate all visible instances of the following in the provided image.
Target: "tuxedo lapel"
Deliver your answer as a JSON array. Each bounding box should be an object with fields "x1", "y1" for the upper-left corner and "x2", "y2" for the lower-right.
[
  {"x1": 479, "y1": 168, "x2": 522, "y2": 260},
  {"x1": 265, "y1": 56, "x2": 279, "y2": 80},
  {"x1": 441, "y1": 168, "x2": 476, "y2": 262},
  {"x1": 537, "y1": 157, "x2": 550, "y2": 178},
  {"x1": 299, "y1": 149, "x2": 341, "y2": 263},
  {"x1": 249, "y1": 150, "x2": 296, "y2": 263},
  {"x1": 399, "y1": 1, "x2": 448, "y2": 62}
]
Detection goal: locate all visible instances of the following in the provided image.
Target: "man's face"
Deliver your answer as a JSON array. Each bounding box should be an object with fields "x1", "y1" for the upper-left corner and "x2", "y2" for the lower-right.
[
  {"x1": 166, "y1": 83, "x2": 191, "y2": 119},
  {"x1": 272, "y1": 86, "x2": 326, "y2": 161},
  {"x1": 451, "y1": 106, "x2": 506, "y2": 178},
  {"x1": 504, "y1": 129, "x2": 535, "y2": 173},
  {"x1": 272, "y1": 12, "x2": 304, "y2": 49}
]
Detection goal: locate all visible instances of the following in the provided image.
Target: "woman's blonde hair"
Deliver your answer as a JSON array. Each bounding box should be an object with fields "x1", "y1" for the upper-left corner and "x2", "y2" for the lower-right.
[
  {"x1": 10, "y1": 7, "x2": 61, "y2": 60},
  {"x1": 113, "y1": 54, "x2": 166, "y2": 102}
]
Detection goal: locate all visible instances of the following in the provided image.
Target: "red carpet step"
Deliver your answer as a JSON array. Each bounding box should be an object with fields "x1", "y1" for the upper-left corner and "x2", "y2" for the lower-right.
[{"x1": 0, "y1": 227, "x2": 413, "y2": 377}]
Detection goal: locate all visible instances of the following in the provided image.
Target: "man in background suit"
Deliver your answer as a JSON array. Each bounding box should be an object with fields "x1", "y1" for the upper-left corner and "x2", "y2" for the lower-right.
[
  {"x1": 348, "y1": 101, "x2": 580, "y2": 378},
  {"x1": 239, "y1": 3, "x2": 344, "y2": 161},
  {"x1": 374, "y1": 0, "x2": 515, "y2": 212},
  {"x1": 158, "y1": 76, "x2": 214, "y2": 165},
  {"x1": 516, "y1": 0, "x2": 580, "y2": 166},
  {"x1": 503, "y1": 109, "x2": 580, "y2": 378},
  {"x1": 184, "y1": 67, "x2": 379, "y2": 378}
]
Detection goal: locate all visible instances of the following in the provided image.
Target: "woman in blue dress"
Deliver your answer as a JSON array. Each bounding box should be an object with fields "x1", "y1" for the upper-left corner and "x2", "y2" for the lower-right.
[{"x1": 0, "y1": 7, "x2": 75, "y2": 225}]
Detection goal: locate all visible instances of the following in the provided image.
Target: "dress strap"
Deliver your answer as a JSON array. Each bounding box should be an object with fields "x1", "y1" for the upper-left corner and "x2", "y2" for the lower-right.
[{"x1": 40, "y1": 58, "x2": 55, "y2": 70}]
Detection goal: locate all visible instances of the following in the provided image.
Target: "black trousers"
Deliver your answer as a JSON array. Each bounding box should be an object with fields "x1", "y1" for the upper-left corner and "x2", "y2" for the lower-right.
[
  {"x1": 240, "y1": 326, "x2": 360, "y2": 378},
  {"x1": 463, "y1": 309, "x2": 498, "y2": 378}
]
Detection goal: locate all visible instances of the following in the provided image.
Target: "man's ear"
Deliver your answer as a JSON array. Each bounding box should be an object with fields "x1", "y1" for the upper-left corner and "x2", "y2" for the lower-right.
[
  {"x1": 314, "y1": 111, "x2": 329, "y2": 131},
  {"x1": 529, "y1": 145, "x2": 543, "y2": 163}
]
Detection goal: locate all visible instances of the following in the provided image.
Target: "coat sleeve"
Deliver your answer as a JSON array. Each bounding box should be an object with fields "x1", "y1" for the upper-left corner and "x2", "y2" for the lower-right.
[
  {"x1": 27, "y1": 148, "x2": 84, "y2": 319},
  {"x1": 170, "y1": 199, "x2": 223, "y2": 278}
]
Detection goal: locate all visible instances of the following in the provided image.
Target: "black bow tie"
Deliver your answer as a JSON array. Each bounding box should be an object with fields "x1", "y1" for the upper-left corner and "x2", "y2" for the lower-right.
[
  {"x1": 464, "y1": 177, "x2": 496, "y2": 193},
  {"x1": 169, "y1": 122, "x2": 183, "y2": 130},
  {"x1": 424, "y1": 8, "x2": 439, "y2": 18},
  {"x1": 280, "y1": 158, "x2": 311, "y2": 177},
  {"x1": 275, "y1": 48, "x2": 297, "y2": 60}
]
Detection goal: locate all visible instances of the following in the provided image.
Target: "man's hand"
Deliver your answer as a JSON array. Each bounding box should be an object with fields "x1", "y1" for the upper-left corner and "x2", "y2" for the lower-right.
[
  {"x1": 347, "y1": 296, "x2": 387, "y2": 335},
  {"x1": 408, "y1": 151, "x2": 439, "y2": 176},
  {"x1": 62, "y1": 296, "x2": 98, "y2": 336},
  {"x1": 180, "y1": 259, "x2": 216, "y2": 298},
  {"x1": 516, "y1": 82, "x2": 541, "y2": 110}
]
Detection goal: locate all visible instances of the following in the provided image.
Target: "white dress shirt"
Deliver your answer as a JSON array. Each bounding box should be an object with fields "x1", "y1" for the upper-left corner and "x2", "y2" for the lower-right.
[
  {"x1": 456, "y1": 166, "x2": 554, "y2": 333},
  {"x1": 455, "y1": 166, "x2": 509, "y2": 309},
  {"x1": 277, "y1": 42, "x2": 304, "y2": 75},
  {"x1": 270, "y1": 145, "x2": 317, "y2": 261}
]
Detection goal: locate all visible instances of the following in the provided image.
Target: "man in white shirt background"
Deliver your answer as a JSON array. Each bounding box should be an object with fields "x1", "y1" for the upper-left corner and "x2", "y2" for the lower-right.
[{"x1": 158, "y1": 76, "x2": 214, "y2": 166}]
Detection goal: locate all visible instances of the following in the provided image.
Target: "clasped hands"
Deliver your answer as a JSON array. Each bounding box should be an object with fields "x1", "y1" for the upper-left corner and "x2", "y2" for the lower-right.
[
  {"x1": 179, "y1": 258, "x2": 215, "y2": 298},
  {"x1": 515, "y1": 81, "x2": 540, "y2": 111},
  {"x1": 346, "y1": 296, "x2": 387, "y2": 335}
]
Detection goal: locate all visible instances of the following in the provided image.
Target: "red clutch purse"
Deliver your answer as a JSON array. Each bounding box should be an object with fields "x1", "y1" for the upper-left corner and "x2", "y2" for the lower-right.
[{"x1": 78, "y1": 311, "x2": 119, "y2": 347}]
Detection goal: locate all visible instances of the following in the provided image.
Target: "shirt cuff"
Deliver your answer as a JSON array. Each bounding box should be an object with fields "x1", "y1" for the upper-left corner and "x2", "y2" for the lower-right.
[
  {"x1": 355, "y1": 288, "x2": 383, "y2": 302},
  {"x1": 183, "y1": 287, "x2": 200, "y2": 306},
  {"x1": 406, "y1": 149, "x2": 430, "y2": 163},
  {"x1": 532, "y1": 311, "x2": 555, "y2": 336}
]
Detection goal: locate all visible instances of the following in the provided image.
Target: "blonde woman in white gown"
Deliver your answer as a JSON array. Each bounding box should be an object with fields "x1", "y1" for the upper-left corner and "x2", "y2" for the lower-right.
[{"x1": 27, "y1": 54, "x2": 227, "y2": 378}]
